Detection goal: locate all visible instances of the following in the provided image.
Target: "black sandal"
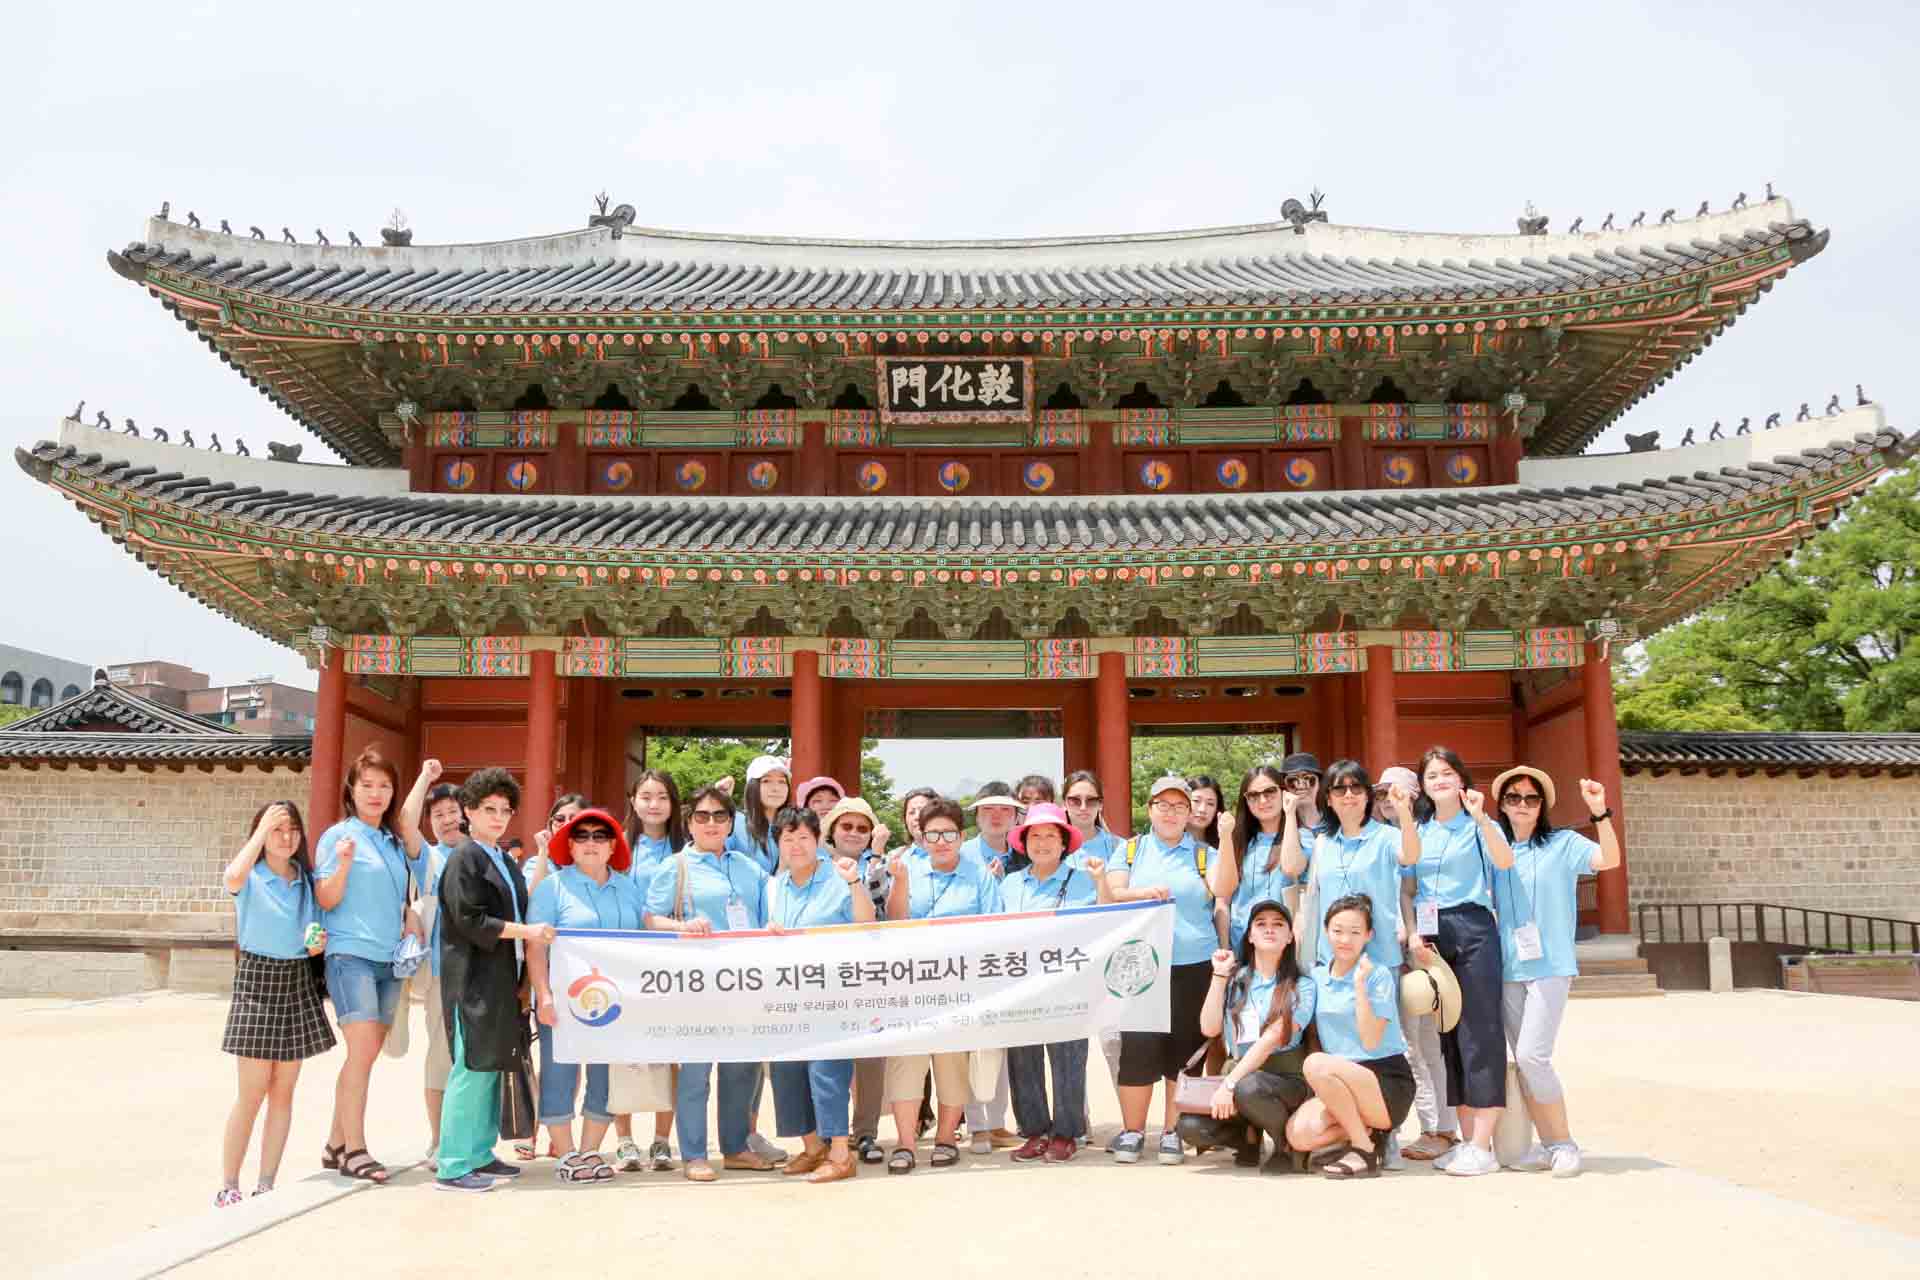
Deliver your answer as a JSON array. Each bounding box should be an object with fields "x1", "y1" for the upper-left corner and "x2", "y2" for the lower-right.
[
  {"x1": 1322, "y1": 1140, "x2": 1382, "y2": 1180},
  {"x1": 339, "y1": 1149, "x2": 390, "y2": 1183},
  {"x1": 321, "y1": 1143, "x2": 345, "y2": 1171},
  {"x1": 1307, "y1": 1143, "x2": 1352, "y2": 1170},
  {"x1": 887, "y1": 1147, "x2": 916, "y2": 1175},
  {"x1": 858, "y1": 1136, "x2": 885, "y2": 1164},
  {"x1": 930, "y1": 1142, "x2": 959, "y2": 1168}
]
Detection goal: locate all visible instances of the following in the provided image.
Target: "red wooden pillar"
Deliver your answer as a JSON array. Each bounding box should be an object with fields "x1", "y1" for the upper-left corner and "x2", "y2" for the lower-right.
[
  {"x1": 1095, "y1": 651, "x2": 1132, "y2": 835},
  {"x1": 831, "y1": 682, "x2": 863, "y2": 795},
  {"x1": 1337, "y1": 415, "x2": 1367, "y2": 489},
  {"x1": 524, "y1": 649, "x2": 559, "y2": 845},
  {"x1": 791, "y1": 650, "x2": 826, "y2": 783},
  {"x1": 1062, "y1": 684, "x2": 1092, "y2": 776},
  {"x1": 1583, "y1": 640, "x2": 1629, "y2": 933},
  {"x1": 310, "y1": 642, "x2": 349, "y2": 833},
  {"x1": 1363, "y1": 642, "x2": 1398, "y2": 776}
]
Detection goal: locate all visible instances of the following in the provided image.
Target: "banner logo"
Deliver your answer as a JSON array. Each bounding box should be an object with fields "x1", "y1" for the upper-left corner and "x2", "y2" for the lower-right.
[
  {"x1": 567, "y1": 968, "x2": 623, "y2": 1027},
  {"x1": 1104, "y1": 939, "x2": 1160, "y2": 998}
]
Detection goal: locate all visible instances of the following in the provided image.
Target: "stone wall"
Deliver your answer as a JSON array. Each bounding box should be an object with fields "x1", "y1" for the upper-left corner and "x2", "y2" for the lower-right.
[
  {"x1": 0, "y1": 766, "x2": 307, "y2": 929},
  {"x1": 1625, "y1": 772, "x2": 1920, "y2": 936}
]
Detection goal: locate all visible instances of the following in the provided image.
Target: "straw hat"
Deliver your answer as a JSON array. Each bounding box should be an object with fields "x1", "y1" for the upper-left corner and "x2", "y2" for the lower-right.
[
  {"x1": 822, "y1": 795, "x2": 879, "y2": 841},
  {"x1": 1490, "y1": 765, "x2": 1557, "y2": 811},
  {"x1": 1400, "y1": 948, "x2": 1463, "y2": 1032}
]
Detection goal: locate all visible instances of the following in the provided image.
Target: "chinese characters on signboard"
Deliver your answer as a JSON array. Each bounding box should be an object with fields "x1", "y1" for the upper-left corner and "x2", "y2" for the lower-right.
[{"x1": 876, "y1": 357, "x2": 1034, "y2": 424}]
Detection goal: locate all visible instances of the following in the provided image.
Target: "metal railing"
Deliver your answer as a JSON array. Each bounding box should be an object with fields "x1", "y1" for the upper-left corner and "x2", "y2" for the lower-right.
[{"x1": 1636, "y1": 901, "x2": 1920, "y2": 954}]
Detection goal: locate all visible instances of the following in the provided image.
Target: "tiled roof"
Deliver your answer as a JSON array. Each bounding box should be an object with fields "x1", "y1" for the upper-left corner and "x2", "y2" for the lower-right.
[
  {"x1": 2, "y1": 678, "x2": 230, "y2": 736},
  {"x1": 109, "y1": 208, "x2": 1824, "y2": 315},
  {"x1": 0, "y1": 732, "x2": 310, "y2": 765},
  {"x1": 17, "y1": 423, "x2": 1905, "y2": 556},
  {"x1": 1619, "y1": 731, "x2": 1920, "y2": 772}
]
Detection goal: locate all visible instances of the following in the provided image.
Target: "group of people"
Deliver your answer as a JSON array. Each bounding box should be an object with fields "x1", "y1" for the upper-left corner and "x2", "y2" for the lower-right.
[{"x1": 216, "y1": 743, "x2": 1618, "y2": 1200}]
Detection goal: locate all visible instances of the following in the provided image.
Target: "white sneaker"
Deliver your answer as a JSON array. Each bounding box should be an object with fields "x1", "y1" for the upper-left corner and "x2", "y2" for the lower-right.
[
  {"x1": 1381, "y1": 1132, "x2": 1406, "y2": 1170},
  {"x1": 1550, "y1": 1143, "x2": 1583, "y2": 1178},
  {"x1": 1443, "y1": 1144, "x2": 1500, "y2": 1177},
  {"x1": 615, "y1": 1138, "x2": 645, "y2": 1172},
  {"x1": 970, "y1": 1132, "x2": 993, "y2": 1155},
  {"x1": 1432, "y1": 1143, "x2": 1462, "y2": 1171},
  {"x1": 1506, "y1": 1142, "x2": 1552, "y2": 1172}
]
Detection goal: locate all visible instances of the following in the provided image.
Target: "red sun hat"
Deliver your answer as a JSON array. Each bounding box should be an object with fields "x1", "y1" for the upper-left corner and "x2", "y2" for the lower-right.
[
  {"x1": 1009, "y1": 802, "x2": 1085, "y2": 856},
  {"x1": 548, "y1": 807, "x2": 633, "y2": 873}
]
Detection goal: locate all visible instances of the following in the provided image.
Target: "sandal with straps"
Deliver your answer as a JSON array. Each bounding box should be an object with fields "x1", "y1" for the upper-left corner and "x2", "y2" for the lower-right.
[
  {"x1": 321, "y1": 1143, "x2": 345, "y2": 1171},
  {"x1": 555, "y1": 1151, "x2": 614, "y2": 1184},
  {"x1": 339, "y1": 1149, "x2": 390, "y2": 1183},
  {"x1": 887, "y1": 1147, "x2": 916, "y2": 1175},
  {"x1": 1322, "y1": 1138, "x2": 1382, "y2": 1180},
  {"x1": 929, "y1": 1142, "x2": 960, "y2": 1168},
  {"x1": 1307, "y1": 1142, "x2": 1352, "y2": 1170}
]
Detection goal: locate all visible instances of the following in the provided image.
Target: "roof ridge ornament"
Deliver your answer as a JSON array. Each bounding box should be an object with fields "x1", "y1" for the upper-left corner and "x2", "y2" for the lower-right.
[
  {"x1": 382, "y1": 207, "x2": 413, "y2": 247},
  {"x1": 589, "y1": 191, "x2": 637, "y2": 239},
  {"x1": 1280, "y1": 189, "x2": 1328, "y2": 235},
  {"x1": 1516, "y1": 202, "x2": 1549, "y2": 236}
]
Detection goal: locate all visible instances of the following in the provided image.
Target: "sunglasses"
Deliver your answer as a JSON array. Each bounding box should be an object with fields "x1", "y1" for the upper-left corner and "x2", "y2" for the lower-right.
[
  {"x1": 1244, "y1": 786, "x2": 1281, "y2": 803},
  {"x1": 922, "y1": 829, "x2": 962, "y2": 844},
  {"x1": 1064, "y1": 795, "x2": 1102, "y2": 807},
  {"x1": 1326, "y1": 782, "x2": 1368, "y2": 797},
  {"x1": 1285, "y1": 776, "x2": 1317, "y2": 790},
  {"x1": 1501, "y1": 793, "x2": 1544, "y2": 809},
  {"x1": 688, "y1": 810, "x2": 731, "y2": 825},
  {"x1": 571, "y1": 829, "x2": 616, "y2": 844}
]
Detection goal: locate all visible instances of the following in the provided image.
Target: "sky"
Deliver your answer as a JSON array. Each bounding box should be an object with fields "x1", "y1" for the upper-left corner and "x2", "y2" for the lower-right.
[{"x1": 3, "y1": 2, "x2": 1915, "y2": 789}]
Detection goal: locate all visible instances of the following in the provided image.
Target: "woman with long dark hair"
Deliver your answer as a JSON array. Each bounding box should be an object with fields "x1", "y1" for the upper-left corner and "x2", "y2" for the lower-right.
[
  {"x1": 1060, "y1": 769, "x2": 1123, "y2": 860},
  {"x1": 523, "y1": 792, "x2": 587, "y2": 893},
  {"x1": 729, "y1": 755, "x2": 790, "y2": 875},
  {"x1": 1210, "y1": 763, "x2": 1291, "y2": 953},
  {"x1": 609, "y1": 768, "x2": 686, "y2": 1172},
  {"x1": 1288, "y1": 760, "x2": 1405, "y2": 971},
  {"x1": 1392, "y1": 746, "x2": 1514, "y2": 1177},
  {"x1": 1178, "y1": 898, "x2": 1316, "y2": 1174},
  {"x1": 216, "y1": 800, "x2": 333, "y2": 1205},
  {"x1": 1185, "y1": 774, "x2": 1228, "y2": 852}
]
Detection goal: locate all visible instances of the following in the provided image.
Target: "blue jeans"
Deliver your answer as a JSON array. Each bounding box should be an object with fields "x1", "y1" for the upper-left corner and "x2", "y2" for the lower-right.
[
  {"x1": 675, "y1": 1061, "x2": 758, "y2": 1161},
  {"x1": 1008, "y1": 1040, "x2": 1088, "y2": 1140},
  {"x1": 537, "y1": 1023, "x2": 611, "y2": 1125},
  {"x1": 323, "y1": 953, "x2": 401, "y2": 1026},
  {"x1": 770, "y1": 1059, "x2": 854, "y2": 1139}
]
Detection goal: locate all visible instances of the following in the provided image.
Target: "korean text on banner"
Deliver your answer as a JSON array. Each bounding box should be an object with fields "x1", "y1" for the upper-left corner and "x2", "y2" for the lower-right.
[{"x1": 549, "y1": 900, "x2": 1173, "y2": 1064}]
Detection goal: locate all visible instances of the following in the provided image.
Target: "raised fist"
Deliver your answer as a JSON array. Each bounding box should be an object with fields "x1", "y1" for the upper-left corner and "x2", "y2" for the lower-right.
[
  {"x1": 871, "y1": 824, "x2": 891, "y2": 852},
  {"x1": 886, "y1": 852, "x2": 907, "y2": 881},
  {"x1": 1281, "y1": 791, "x2": 1299, "y2": 819},
  {"x1": 1218, "y1": 809, "x2": 1236, "y2": 840},
  {"x1": 1209, "y1": 948, "x2": 1236, "y2": 979},
  {"x1": 833, "y1": 856, "x2": 860, "y2": 883},
  {"x1": 714, "y1": 776, "x2": 736, "y2": 797},
  {"x1": 1082, "y1": 855, "x2": 1106, "y2": 878},
  {"x1": 1388, "y1": 781, "x2": 1414, "y2": 811},
  {"x1": 1463, "y1": 789, "x2": 1486, "y2": 820},
  {"x1": 1356, "y1": 952, "x2": 1375, "y2": 983},
  {"x1": 421, "y1": 758, "x2": 443, "y2": 783},
  {"x1": 1580, "y1": 778, "x2": 1607, "y2": 815},
  {"x1": 336, "y1": 834, "x2": 356, "y2": 861}
]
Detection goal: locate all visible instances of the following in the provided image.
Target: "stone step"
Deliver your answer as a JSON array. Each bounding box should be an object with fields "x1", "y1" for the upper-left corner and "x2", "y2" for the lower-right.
[
  {"x1": 1570, "y1": 972, "x2": 1663, "y2": 999},
  {"x1": 1578, "y1": 957, "x2": 1651, "y2": 976}
]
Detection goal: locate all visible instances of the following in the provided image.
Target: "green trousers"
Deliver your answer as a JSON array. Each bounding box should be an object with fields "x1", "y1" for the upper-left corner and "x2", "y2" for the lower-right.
[{"x1": 437, "y1": 1010, "x2": 501, "y2": 1180}]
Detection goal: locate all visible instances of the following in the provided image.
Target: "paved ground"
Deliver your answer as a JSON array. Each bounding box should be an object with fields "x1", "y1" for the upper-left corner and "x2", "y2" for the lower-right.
[{"x1": 10, "y1": 988, "x2": 1919, "y2": 1278}]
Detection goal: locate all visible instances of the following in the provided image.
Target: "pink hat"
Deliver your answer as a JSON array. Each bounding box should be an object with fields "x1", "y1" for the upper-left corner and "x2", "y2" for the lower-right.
[
  {"x1": 796, "y1": 776, "x2": 845, "y2": 806},
  {"x1": 1009, "y1": 802, "x2": 1084, "y2": 856}
]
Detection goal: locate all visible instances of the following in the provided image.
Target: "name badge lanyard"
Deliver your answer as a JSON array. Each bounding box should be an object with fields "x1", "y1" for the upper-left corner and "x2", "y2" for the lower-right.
[
  {"x1": 924, "y1": 868, "x2": 959, "y2": 917},
  {"x1": 1415, "y1": 829, "x2": 1443, "y2": 937},
  {"x1": 1507, "y1": 840, "x2": 1545, "y2": 961},
  {"x1": 1053, "y1": 868, "x2": 1076, "y2": 907},
  {"x1": 781, "y1": 866, "x2": 824, "y2": 929}
]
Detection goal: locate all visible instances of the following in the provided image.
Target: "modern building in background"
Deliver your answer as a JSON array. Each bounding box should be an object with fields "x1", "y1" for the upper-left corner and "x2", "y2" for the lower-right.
[
  {"x1": 104, "y1": 661, "x2": 317, "y2": 733},
  {"x1": 0, "y1": 643, "x2": 91, "y2": 710}
]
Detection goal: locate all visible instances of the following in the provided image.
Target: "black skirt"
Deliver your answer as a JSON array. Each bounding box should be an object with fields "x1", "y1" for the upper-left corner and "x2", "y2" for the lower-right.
[{"x1": 222, "y1": 950, "x2": 337, "y2": 1062}]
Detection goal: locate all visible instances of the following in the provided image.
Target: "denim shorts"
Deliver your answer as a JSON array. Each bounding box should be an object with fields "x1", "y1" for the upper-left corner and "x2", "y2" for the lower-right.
[{"x1": 324, "y1": 952, "x2": 403, "y2": 1026}]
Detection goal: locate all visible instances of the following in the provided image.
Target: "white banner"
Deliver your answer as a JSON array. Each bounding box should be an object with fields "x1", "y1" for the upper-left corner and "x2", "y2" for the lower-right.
[{"x1": 549, "y1": 900, "x2": 1174, "y2": 1064}]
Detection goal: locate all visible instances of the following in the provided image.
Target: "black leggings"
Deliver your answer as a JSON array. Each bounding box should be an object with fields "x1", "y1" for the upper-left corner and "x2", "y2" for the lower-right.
[
  {"x1": 1435, "y1": 903, "x2": 1507, "y2": 1109},
  {"x1": 1177, "y1": 1067, "x2": 1312, "y2": 1153}
]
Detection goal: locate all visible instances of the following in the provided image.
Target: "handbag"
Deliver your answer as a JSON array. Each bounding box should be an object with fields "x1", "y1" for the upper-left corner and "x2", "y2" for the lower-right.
[
  {"x1": 1172, "y1": 1039, "x2": 1229, "y2": 1115},
  {"x1": 499, "y1": 1017, "x2": 538, "y2": 1141}
]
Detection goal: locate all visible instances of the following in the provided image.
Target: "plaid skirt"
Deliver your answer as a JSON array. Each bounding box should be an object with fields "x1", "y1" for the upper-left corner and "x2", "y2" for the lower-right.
[{"x1": 222, "y1": 950, "x2": 337, "y2": 1061}]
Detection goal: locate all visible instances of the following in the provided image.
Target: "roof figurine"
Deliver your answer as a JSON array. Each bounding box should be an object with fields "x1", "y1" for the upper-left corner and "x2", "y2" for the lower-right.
[
  {"x1": 1735, "y1": 416, "x2": 1750, "y2": 436},
  {"x1": 234, "y1": 438, "x2": 250, "y2": 457},
  {"x1": 1798, "y1": 402, "x2": 1811, "y2": 422},
  {"x1": 348, "y1": 231, "x2": 362, "y2": 247},
  {"x1": 1765, "y1": 412, "x2": 1780, "y2": 430},
  {"x1": 381, "y1": 207, "x2": 412, "y2": 247},
  {"x1": 248, "y1": 225, "x2": 264, "y2": 239},
  {"x1": 1601, "y1": 212, "x2": 1615, "y2": 231},
  {"x1": 589, "y1": 191, "x2": 637, "y2": 238},
  {"x1": 187, "y1": 210, "x2": 200, "y2": 229},
  {"x1": 208, "y1": 433, "x2": 221, "y2": 453},
  {"x1": 1280, "y1": 189, "x2": 1328, "y2": 233},
  {"x1": 220, "y1": 219, "x2": 232, "y2": 234},
  {"x1": 314, "y1": 228, "x2": 329, "y2": 246},
  {"x1": 157, "y1": 200, "x2": 168, "y2": 220},
  {"x1": 266, "y1": 441, "x2": 302, "y2": 462},
  {"x1": 69, "y1": 399, "x2": 83, "y2": 422},
  {"x1": 1695, "y1": 200, "x2": 1710, "y2": 217},
  {"x1": 1680, "y1": 427, "x2": 1695, "y2": 446},
  {"x1": 1623, "y1": 431, "x2": 1658, "y2": 452},
  {"x1": 281, "y1": 227, "x2": 296, "y2": 245},
  {"x1": 1857, "y1": 384, "x2": 1868, "y2": 406},
  {"x1": 1732, "y1": 191, "x2": 1748, "y2": 210},
  {"x1": 1826, "y1": 394, "x2": 1841, "y2": 415},
  {"x1": 1709, "y1": 420, "x2": 1723, "y2": 441},
  {"x1": 1516, "y1": 203, "x2": 1548, "y2": 235},
  {"x1": 150, "y1": 425, "x2": 167, "y2": 443},
  {"x1": 1567, "y1": 216, "x2": 1583, "y2": 233}
]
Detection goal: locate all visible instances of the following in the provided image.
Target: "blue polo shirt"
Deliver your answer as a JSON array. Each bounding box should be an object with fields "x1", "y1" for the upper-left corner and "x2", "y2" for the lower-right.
[
  {"x1": 1411, "y1": 810, "x2": 1496, "y2": 913},
  {"x1": 904, "y1": 855, "x2": 1004, "y2": 920},
  {"x1": 1227, "y1": 829, "x2": 1295, "y2": 953},
  {"x1": 1228, "y1": 970, "x2": 1316, "y2": 1057},
  {"x1": 1117, "y1": 830, "x2": 1216, "y2": 965},
  {"x1": 1077, "y1": 829, "x2": 1124, "y2": 863},
  {"x1": 726, "y1": 816, "x2": 780, "y2": 875},
  {"x1": 1309, "y1": 821, "x2": 1407, "y2": 969},
  {"x1": 233, "y1": 861, "x2": 318, "y2": 959},
  {"x1": 1493, "y1": 828, "x2": 1602, "y2": 982},
  {"x1": 764, "y1": 863, "x2": 857, "y2": 928},
  {"x1": 960, "y1": 834, "x2": 1017, "y2": 873},
  {"x1": 646, "y1": 848, "x2": 768, "y2": 930},
  {"x1": 315, "y1": 817, "x2": 424, "y2": 963},
  {"x1": 530, "y1": 864, "x2": 647, "y2": 931},
  {"x1": 423, "y1": 843, "x2": 452, "y2": 977},
  {"x1": 1310, "y1": 961, "x2": 1407, "y2": 1061},
  {"x1": 1001, "y1": 861, "x2": 1100, "y2": 913},
  {"x1": 629, "y1": 832, "x2": 674, "y2": 887}
]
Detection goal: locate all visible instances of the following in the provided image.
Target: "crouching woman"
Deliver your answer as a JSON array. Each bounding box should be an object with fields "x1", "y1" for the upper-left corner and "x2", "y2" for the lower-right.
[{"x1": 1286, "y1": 893, "x2": 1415, "y2": 1180}]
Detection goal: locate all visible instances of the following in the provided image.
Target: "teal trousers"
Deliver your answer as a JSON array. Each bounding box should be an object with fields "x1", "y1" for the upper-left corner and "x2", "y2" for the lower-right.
[{"x1": 437, "y1": 1010, "x2": 501, "y2": 1179}]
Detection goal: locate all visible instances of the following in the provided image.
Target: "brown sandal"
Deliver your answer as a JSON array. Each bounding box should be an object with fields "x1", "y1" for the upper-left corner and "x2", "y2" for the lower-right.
[{"x1": 339, "y1": 1149, "x2": 390, "y2": 1183}]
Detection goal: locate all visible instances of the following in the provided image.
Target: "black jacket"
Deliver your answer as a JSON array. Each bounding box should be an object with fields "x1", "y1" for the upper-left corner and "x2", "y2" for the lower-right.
[{"x1": 437, "y1": 839, "x2": 529, "y2": 1073}]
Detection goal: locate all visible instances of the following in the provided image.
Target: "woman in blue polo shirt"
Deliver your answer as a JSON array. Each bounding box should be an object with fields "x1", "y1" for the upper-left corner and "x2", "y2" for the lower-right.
[
  {"x1": 728, "y1": 755, "x2": 789, "y2": 875},
  {"x1": 613, "y1": 768, "x2": 685, "y2": 1172},
  {"x1": 410, "y1": 783, "x2": 465, "y2": 1172},
  {"x1": 528, "y1": 808, "x2": 648, "y2": 1186},
  {"x1": 313, "y1": 747, "x2": 434, "y2": 1185},
  {"x1": 760, "y1": 807, "x2": 877, "y2": 1185},
  {"x1": 1104, "y1": 775, "x2": 1220, "y2": 1167},
  {"x1": 1180, "y1": 898, "x2": 1316, "y2": 1173},
  {"x1": 1286, "y1": 893, "x2": 1414, "y2": 1180},
  {"x1": 645, "y1": 785, "x2": 770, "y2": 1182},
  {"x1": 881, "y1": 797, "x2": 1004, "y2": 1173},
  {"x1": 1393, "y1": 746, "x2": 1514, "y2": 1178},
  {"x1": 1061, "y1": 770, "x2": 1124, "y2": 862},
  {"x1": 1490, "y1": 767, "x2": 1619, "y2": 1179},
  {"x1": 216, "y1": 800, "x2": 332, "y2": 1207},
  {"x1": 1293, "y1": 760, "x2": 1406, "y2": 972},
  {"x1": 1211, "y1": 763, "x2": 1292, "y2": 952},
  {"x1": 1000, "y1": 803, "x2": 1112, "y2": 1164}
]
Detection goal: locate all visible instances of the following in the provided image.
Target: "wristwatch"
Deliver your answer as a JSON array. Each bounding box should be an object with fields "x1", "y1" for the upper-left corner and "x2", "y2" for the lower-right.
[{"x1": 1589, "y1": 808, "x2": 1613, "y2": 822}]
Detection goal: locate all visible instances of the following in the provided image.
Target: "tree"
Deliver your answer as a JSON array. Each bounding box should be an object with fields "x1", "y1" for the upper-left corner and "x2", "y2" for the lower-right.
[
  {"x1": 641, "y1": 734, "x2": 900, "y2": 839},
  {"x1": 0, "y1": 706, "x2": 33, "y2": 728},
  {"x1": 1614, "y1": 458, "x2": 1920, "y2": 732},
  {"x1": 1128, "y1": 733, "x2": 1292, "y2": 830}
]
